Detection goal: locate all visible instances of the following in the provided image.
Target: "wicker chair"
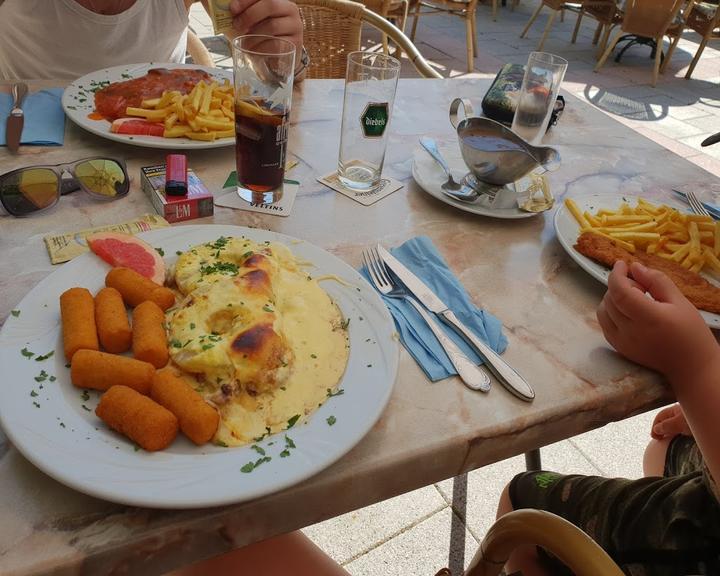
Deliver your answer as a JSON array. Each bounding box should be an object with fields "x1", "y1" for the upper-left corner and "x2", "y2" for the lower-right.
[
  {"x1": 594, "y1": 0, "x2": 695, "y2": 87},
  {"x1": 448, "y1": 509, "x2": 625, "y2": 576},
  {"x1": 684, "y1": 1, "x2": 720, "y2": 78},
  {"x1": 409, "y1": 0, "x2": 479, "y2": 72},
  {"x1": 520, "y1": 0, "x2": 618, "y2": 51},
  {"x1": 296, "y1": 0, "x2": 441, "y2": 78},
  {"x1": 485, "y1": 0, "x2": 521, "y2": 21}
]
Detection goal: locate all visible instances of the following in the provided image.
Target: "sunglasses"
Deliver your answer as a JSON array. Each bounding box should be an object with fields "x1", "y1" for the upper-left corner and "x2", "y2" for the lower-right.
[{"x1": 0, "y1": 157, "x2": 129, "y2": 217}]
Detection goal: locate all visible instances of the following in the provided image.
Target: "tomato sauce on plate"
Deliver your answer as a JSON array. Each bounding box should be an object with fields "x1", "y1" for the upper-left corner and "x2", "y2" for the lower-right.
[{"x1": 94, "y1": 68, "x2": 210, "y2": 121}]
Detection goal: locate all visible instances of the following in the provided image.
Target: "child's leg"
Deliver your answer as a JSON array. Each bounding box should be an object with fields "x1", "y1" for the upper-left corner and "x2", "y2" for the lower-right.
[
  {"x1": 643, "y1": 437, "x2": 672, "y2": 477},
  {"x1": 496, "y1": 484, "x2": 552, "y2": 576},
  {"x1": 167, "y1": 531, "x2": 349, "y2": 576}
]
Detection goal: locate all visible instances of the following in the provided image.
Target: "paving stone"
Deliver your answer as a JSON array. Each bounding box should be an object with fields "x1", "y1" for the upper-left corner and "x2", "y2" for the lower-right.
[
  {"x1": 343, "y1": 507, "x2": 478, "y2": 575},
  {"x1": 303, "y1": 484, "x2": 447, "y2": 565}
]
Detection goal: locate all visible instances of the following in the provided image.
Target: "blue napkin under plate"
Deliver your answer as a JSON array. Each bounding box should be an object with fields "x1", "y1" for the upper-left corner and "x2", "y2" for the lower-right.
[
  {"x1": 672, "y1": 189, "x2": 720, "y2": 220},
  {"x1": 362, "y1": 236, "x2": 507, "y2": 381},
  {"x1": 0, "y1": 88, "x2": 65, "y2": 146}
]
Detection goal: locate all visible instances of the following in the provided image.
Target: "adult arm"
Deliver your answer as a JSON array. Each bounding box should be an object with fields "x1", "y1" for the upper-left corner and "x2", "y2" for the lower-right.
[{"x1": 193, "y1": 0, "x2": 303, "y2": 73}]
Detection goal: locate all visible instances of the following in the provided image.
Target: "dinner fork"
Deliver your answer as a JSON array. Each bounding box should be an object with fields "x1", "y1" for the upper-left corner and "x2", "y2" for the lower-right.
[
  {"x1": 362, "y1": 247, "x2": 491, "y2": 392},
  {"x1": 686, "y1": 190, "x2": 711, "y2": 218}
]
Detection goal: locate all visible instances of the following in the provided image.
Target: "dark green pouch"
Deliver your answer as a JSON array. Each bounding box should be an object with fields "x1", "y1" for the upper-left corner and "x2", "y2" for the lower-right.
[{"x1": 481, "y1": 63, "x2": 565, "y2": 130}]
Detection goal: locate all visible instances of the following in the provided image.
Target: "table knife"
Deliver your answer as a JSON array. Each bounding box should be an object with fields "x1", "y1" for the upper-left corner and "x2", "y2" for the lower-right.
[
  {"x1": 377, "y1": 245, "x2": 535, "y2": 402},
  {"x1": 6, "y1": 82, "x2": 27, "y2": 153}
]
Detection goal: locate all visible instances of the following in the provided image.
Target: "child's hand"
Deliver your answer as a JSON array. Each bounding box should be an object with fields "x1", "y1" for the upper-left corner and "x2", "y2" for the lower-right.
[
  {"x1": 651, "y1": 404, "x2": 692, "y2": 440},
  {"x1": 596, "y1": 261, "x2": 718, "y2": 384}
]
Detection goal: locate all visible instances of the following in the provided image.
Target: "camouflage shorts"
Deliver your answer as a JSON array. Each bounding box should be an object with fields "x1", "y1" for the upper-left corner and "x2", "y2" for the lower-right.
[{"x1": 509, "y1": 435, "x2": 720, "y2": 576}]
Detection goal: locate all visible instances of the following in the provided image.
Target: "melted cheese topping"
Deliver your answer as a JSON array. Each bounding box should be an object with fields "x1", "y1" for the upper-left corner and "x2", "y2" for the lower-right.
[{"x1": 168, "y1": 237, "x2": 349, "y2": 446}]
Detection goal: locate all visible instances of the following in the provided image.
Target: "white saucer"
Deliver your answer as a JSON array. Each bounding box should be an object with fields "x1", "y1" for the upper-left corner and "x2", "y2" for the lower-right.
[{"x1": 411, "y1": 141, "x2": 538, "y2": 220}]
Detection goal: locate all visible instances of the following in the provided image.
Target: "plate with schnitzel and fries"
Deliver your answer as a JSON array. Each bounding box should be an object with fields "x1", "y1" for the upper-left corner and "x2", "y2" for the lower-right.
[
  {"x1": 554, "y1": 192, "x2": 720, "y2": 329},
  {"x1": 62, "y1": 63, "x2": 235, "y2": 149}
]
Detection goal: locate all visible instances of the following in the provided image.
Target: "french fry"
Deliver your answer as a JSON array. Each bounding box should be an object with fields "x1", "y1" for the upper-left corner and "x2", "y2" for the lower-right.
[
  {"x1": 571, "y1": 196, "x2": 720, "y2": 277},
  {"x1": 122, "y1": 79, "x2": 235, "y2": 141}
]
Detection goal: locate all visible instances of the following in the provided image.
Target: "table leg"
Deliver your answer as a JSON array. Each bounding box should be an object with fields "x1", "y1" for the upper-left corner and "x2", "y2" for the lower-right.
[
  {"x1": 448, "y1": 473, "x2": 468, "y2": 574},
  {"x1": 524, "y1": 449, "x2": 542, "y2": 471}
]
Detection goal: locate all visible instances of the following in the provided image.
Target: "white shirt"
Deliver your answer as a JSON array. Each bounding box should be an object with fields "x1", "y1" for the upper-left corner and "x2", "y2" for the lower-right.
[{"x1": 0, "y1": 0, "x2": 189, "y2": 80}]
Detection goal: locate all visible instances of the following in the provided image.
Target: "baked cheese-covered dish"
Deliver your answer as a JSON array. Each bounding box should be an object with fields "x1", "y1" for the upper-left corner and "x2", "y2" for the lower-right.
[{"x1": 167, "y1": 237, "x2": 349, "y2": 446}]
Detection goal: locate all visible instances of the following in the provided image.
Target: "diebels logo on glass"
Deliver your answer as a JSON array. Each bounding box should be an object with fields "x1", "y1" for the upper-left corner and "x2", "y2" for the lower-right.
[{"x1": 360, "y1": 102, "x2": 389, "y2": 138}]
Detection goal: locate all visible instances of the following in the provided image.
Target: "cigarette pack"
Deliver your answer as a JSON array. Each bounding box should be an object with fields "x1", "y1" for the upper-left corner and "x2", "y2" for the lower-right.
[
  {"x1": 206, "y1": 0, "x2": 234, "y2": 34},
  {"x1": 141, "y1": 165, "x2": 214, "y2": 223}
]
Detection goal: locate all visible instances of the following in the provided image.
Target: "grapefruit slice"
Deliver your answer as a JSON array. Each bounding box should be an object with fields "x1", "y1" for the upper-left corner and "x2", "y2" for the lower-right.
[{"x1": 87, "y1": 232, "x2": 166, "y2": 285}]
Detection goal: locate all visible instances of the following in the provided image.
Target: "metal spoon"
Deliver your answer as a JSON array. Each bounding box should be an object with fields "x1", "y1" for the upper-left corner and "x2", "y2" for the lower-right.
[{"x1": 419, "y1": 137, "x2": 459, "y2": 189}]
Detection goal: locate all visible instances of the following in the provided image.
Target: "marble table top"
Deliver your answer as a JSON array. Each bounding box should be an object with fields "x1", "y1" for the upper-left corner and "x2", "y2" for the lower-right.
[{"x1": 0, "y1": 77, "x2": 693, "y2": 575}]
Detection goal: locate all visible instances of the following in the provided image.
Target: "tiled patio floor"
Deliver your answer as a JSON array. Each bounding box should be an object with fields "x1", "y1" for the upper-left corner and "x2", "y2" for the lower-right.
[{"x1": 188, "y1": 2, "x2": 710, "y2": 572}]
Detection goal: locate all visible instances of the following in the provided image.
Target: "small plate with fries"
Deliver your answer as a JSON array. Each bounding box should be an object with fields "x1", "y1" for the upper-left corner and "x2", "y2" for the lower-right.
[
  {"x1": 554, "y1": 192, "x2": 720, "y2": 328},
  {"x1": 62, "y1": 63, "x2": 235, "y2": 149}
]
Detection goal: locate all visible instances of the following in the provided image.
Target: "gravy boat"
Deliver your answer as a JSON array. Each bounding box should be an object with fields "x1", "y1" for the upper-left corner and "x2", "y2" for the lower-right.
[{"x1": 449, "y1": 98, "x2": 560, "y2": 186}]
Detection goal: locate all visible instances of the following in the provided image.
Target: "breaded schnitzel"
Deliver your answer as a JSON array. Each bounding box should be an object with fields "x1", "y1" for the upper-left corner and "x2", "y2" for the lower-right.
[{"x1": 574, "y1": 231, "x2": 720, "y2": 314}]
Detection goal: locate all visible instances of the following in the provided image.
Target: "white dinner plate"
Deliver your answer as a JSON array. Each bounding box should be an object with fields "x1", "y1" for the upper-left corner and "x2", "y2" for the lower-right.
[
  {"x1": 411, "y1": 141, "x2": 537, "y2": 220},
  {"x1": 0, "y1": 225, "x2": 399, "y2": 508},
  {"x1": 62, "y1": 63, "x2": 234, "y2": 149},
  {"x1": 554, "y1": 192, "x2": 720, "y2": 329}
]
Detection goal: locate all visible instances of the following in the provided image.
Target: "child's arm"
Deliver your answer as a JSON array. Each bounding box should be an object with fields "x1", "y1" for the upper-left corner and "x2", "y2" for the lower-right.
[{"x1": 598, "y1": 261, "x2": 720, "y2": 487}]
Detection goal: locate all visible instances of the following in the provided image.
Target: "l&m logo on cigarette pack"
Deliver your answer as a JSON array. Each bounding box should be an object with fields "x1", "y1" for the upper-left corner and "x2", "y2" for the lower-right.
[{"x1": 140, "y1": 165, "x2": 214, "y2": 223}]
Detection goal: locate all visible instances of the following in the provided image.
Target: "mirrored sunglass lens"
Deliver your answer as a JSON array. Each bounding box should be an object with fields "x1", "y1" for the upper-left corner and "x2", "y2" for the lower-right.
[
  {"x1": 0, "y1": 168, "x2": 58, "y2": 215},
  {"x1": 75, "y1": 159, "x2": 127, "y2": 197}
]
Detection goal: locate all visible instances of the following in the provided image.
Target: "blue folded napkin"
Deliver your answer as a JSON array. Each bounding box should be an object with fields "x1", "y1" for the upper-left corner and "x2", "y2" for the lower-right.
[
  {"x1": 0, "y1": 88, "x2": 65, "y2": 146},
  {"x1": 362, "y1": 236, "x2": 507, "y2": 381}
]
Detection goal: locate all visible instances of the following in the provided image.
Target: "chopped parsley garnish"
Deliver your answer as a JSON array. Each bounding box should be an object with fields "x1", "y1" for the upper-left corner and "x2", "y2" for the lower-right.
[
  {"x1": 286, "y1": 414, "x2": 301, "y2": 429},
  {"x1": 285, "y1": 435, "x2": 296, "y2": 449},
  {"x1": 155, "y1": 247, "x2": 165, "y2": 256},
  {"x1": 253, "y1": 427, "x2": 272, "y2": 442},
  {"x1": 367, "y1": 364, "x2": 372, "y2": 368},
  {"x1": 310, "y1": 353, "x2": 317, "y2": 359},
  {"x1": 341, "y1": 318, "x2": 350, "y2": 330},
  {"x1": 66, "y1": 105, "x2": 77, "y2": 110},
  {"x1": 208, "y1": 236, "x2": 229, "y2": 250},
  {"x1": 65, "y1": 363, "x2": 71, "y2": 368},
  {"x1": 251, "y1": 444, "x2": 266, "y2": 456},
  {"x1": 134, "y1": 445, "x2": 141, "y2": 452},
  {"x1": 81, "y1": 404, "x2": 91, "y2": 412},
  {"x1": 10, "y1": 309, "x2": 20, "y2": 317},
  {"x1": 33, "y1": 401, "x2": 40, "y2": 408},
  {"x1": 21, "y1": 347, "x2": 34, "y2": 359},
  {"x1": 59, "y1": 422, "x2": 66, "y2": 428},
  {"x1": 49, "y1": 375, "x2": 56, "y2": 382},
  {"x1": 263, "y1": 305, "x2": 274, "y2": 313},
  {"x1": 214, "y1": 439, "x2": 229, "y2": 447},
  {"x1": 190, "y1": 323, "x2": 196, "y2": 330},
  {"x1": 201, "y1": 344, "x2": 214, "y2": 351},
  {"x1": 200, "y1": 262, "x2": 239, "y2": 276},
  {"x1": 34, "y1": 370, "x2": 48, "y2": 382},
  {"x1": 30, "y1": 390, "x2": 38, "y2": 397},
  {"x1": 327, "y1": 416, "x2": 337, "y2": 426},
  {"x1": 182, "y1": 339, "x2": 193, "y2": 348},
  {"x1": 35, "y1": 350, "x2": 54, "y2": 361},
  {"x1": 241, "y1": 456, "x2": 271, "y2": 473},
  {"x1": 81, "y1": 390, "x2": 90, "y2": 401},
  {"x1": 243, "y1": 251, "x2": 254, "y2": 258},
  {"x1": 170, "y1": 339, "x2": 183, "y2": 348},
  {"x1": 327, "y1": 388, "x2": 345, "y2": 398},
  {"x1": 280, "y1": 449, "x2": 291, "y2": 458}
]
